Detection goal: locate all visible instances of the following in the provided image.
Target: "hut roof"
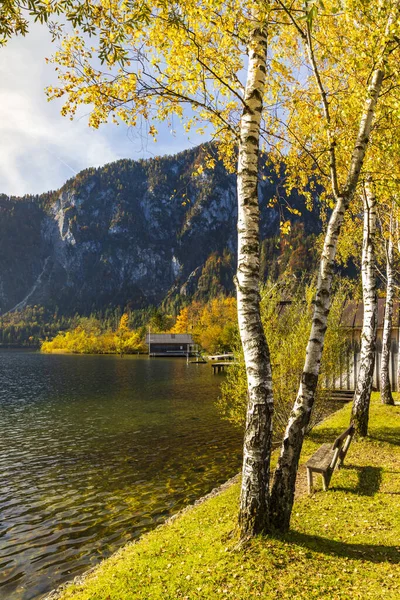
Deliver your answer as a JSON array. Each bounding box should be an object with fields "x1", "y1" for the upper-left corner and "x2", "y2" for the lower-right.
[
  {"x1": 341, "y1": 299, "x2": 400, "y2": 329},
  {"x1": 145, "y1": 333, "x2": 194, "y2": 344}
]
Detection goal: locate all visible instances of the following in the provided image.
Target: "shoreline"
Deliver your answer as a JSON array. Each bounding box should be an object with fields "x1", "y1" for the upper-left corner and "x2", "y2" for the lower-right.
[
  {"x1": 42, "y1": 474, "x2": 241, "y2": 600},
  {"x1": 40, "y1": 397, "x2": 350, "y2": 600},
  {"x1": 38, "y1": 396, "x2": 400, "y2": 600}
]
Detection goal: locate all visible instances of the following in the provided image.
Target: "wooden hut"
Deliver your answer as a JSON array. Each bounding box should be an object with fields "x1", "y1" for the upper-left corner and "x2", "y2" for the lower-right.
[
  {"x1": 340, "y1": 299, "x2": 399, "y2": 391},
  {"x1": 145, "y1": 333, "x2": 196, "y2": 357}
]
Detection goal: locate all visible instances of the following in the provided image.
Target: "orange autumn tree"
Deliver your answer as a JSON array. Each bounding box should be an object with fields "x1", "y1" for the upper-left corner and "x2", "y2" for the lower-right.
[
  {"x1": 171, "y1": 297, "x2": 238, "y2": 353},
  {"x1": 196, "y1": 297, "x2": 237, "y2": 353}
]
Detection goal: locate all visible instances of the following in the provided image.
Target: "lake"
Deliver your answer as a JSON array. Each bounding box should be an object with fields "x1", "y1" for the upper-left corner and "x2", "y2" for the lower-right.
[{"x1": 0, "y1": 351, "x2": 243, "y2": 600}]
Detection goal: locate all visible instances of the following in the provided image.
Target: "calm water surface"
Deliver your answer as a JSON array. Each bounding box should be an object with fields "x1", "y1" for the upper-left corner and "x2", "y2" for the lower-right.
[{"x1": 0, "y1": 351, "x2": 243, "y2": 600}]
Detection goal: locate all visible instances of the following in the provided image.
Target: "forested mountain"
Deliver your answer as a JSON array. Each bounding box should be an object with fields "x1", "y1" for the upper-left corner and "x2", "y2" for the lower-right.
[{"x1": 0, "y1": 144, "x2": 319, "y2": 317}]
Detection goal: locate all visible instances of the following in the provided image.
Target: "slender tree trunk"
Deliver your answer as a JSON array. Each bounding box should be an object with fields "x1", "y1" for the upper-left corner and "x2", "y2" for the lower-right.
[
  {"x1": 351, "y1": 181, "x2": 378, "y2": 436},
  {"x1": 236, "y1": 22, "x2": 273, "y2": 539},
  {"x1": 397, "y1": 349, "x2": 400, "y2": 394},
  {"x1": 380, "y1": 213, "x2": 395, "y2": 405},
  {"x1": 269, "y1": 65, "x2": 386, "y2": 532},
  {"x1": 397, "y1": 220, "x2": 400, "y2": 393}
]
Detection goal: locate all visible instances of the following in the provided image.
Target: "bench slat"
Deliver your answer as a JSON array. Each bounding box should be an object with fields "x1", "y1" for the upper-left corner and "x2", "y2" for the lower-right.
[
  {"x1": 332, "y1": 424, "x2": 355, "y2": 449},
  {"x1": 306, "y1": 443, "x2": 334, "y2": 471}
]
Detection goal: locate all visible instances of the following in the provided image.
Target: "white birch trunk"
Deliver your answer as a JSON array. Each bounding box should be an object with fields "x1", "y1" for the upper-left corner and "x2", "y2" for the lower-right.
[
  {"x1": 236, "y1": 22, "x2": 274, "y2": 538},
  {"x1": 397, "y1": 347, "x2": 400, "y2": 393},
  {"x1": 380, "y1": 215, "x2": 395, "y2": 405},
  {"x1": 269, "y1": 65, "x2": 385, "y2": 532},
  {"x1": 351, "y1": 181, "x2": 378, "y2": 436},
  {"x1": 397, "y1": 347, "x2": 400, "y2": 394},
  {"x1": 397, "y1": 220, "x2": 400, "y2": 393}
]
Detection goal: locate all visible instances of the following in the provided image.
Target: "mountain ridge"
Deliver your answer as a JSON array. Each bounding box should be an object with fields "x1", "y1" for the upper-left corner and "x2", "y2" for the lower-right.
[{"x1": 0, "y1": 144, "x2": 319, "y2": 316}]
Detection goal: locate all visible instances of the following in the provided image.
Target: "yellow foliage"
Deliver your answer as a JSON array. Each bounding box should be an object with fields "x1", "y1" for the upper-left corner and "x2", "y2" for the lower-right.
[
  {"x1": 44, "y1": 0, "x2": 291, "y2": 173},
  {"x1": 41, "y1": 319, "x2": 146, "y2": 355},
  {"x1": 118, "y1": 313, "x2": 129, "y2": 331},
  {"x1": 171, "y1": 297, "x2": 238, "y2": 353},
  {"x1": 170, "y1": 307, "x2": 190, "y2": 333}
]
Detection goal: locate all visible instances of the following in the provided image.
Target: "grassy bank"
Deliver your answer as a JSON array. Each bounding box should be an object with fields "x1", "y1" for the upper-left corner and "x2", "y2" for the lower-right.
[{"x1": 53, "y1": 395, "x2": 400, "y2": 600}]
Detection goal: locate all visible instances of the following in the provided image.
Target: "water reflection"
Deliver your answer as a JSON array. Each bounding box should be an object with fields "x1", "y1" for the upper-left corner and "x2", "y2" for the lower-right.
[{"x1": 0, "y1": 352, "x2": 243, "y2": 600}]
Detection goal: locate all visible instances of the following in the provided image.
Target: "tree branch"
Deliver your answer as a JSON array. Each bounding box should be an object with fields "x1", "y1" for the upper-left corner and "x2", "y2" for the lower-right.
[{"x1": 305, "y1": 21, "x2": 340, "y2": 198}]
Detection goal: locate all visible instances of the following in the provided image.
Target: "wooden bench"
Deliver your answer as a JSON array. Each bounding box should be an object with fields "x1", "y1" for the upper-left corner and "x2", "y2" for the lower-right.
[{"x1": 306, "y1": 425, "x2": 355, "y2": 493}]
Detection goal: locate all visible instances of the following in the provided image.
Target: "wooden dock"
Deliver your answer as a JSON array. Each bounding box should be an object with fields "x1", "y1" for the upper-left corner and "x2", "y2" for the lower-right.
[
  {"x1": 207, "y1": 353, "x2": 234, "y2": 361},
  {"x1": 211, "y1": 362, "x2": 235, "y2": 374},
  {"x1": 149, "y1": 352, "x2": 189, "y2": 357}
]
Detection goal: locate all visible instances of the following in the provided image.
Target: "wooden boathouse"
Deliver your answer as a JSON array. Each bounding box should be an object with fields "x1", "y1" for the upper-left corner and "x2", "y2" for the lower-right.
[
  {"x1": 339, "y1": 298, "x2": 399, "y2": 391},
  {"x1": 274, "y1": 298, "x2": 399, "y2": 392},
  {"x1": 146, "y1": 333, "x2": 196, "y2": 357}
]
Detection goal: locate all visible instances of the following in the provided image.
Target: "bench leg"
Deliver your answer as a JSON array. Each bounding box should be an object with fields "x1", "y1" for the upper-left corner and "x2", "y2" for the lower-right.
[
  {"x1": 307, "y1": 468, "x2": 313, "y2": 494},
  {"x1": 322, "y1": 471, "x2": 332, "y2": 491}
]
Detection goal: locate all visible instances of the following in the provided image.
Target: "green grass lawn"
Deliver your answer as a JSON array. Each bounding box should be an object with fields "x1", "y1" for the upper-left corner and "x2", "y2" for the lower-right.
[{"x1": 56, "y1": 394, "x2": 400, "y2": 600}]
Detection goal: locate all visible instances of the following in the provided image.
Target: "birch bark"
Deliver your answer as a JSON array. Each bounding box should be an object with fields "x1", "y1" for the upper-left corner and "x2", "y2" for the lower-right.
[
  {"x1": 397, "y1": 350, "x2": 400, "y2": 393},
  {"x1": 397, "y1": 221, "x2": 400, "y2": 393},
  {"x1": 380, "y1": 215, "x2": 395, "y2": 405},
  {"x1": 351, "y1": 181, "x2": 378, "y2": 436},
  {"x1": 269, "y1": 62, "x2": 386, "y2": 533},
  {"x1": 397, "y1": 349, "x2": 400, "y2": 394},
  {"x1": 236, "y1": 21, "x2": 274, "y2": 538}
]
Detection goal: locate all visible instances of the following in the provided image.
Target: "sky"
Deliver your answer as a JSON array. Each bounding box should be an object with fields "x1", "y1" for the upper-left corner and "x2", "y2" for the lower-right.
[{"x1": 0, "y1": 24, "x2": 207, "y2": 197}]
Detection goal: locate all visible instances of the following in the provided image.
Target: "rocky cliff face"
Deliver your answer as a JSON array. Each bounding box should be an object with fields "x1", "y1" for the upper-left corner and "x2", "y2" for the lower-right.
[{"x1": 0, "y1": 145, "x2": 317, "y2": 315}]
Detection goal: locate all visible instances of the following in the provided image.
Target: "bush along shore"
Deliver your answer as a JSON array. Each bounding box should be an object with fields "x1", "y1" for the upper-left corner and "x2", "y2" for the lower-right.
[{"x1": 45, "y1": 394, "x2": 400, "y2": 600}]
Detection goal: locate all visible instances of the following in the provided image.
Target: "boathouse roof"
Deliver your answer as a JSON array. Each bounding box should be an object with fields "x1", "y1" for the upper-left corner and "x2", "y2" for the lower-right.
[
  {"x1": 145, "y1": 333, "x2": 194, "y2": 344},
  {"x1": 341, "y1": 299, "x2": 400, "y2": 329},
  {"x1": 276, "y1": 299, "x2": 399, "y2": 330}
]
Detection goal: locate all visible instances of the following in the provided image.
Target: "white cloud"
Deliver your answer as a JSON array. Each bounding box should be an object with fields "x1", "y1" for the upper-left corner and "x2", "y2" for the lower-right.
[
  {"x1": 0, "y1": 26, "x2": 126, "y2": 195},
  {"x1": 0, "y1": 24, "x2": 208, "y2": 196}
]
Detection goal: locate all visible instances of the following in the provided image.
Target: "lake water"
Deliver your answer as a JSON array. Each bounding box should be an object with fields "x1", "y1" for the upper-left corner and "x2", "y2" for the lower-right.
[{"x1": 0, "y1": 351, "x2": 243, "y2": 600}]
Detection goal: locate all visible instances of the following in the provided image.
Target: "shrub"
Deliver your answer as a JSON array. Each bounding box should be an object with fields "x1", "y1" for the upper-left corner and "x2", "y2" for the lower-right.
[{"x1": 218, "y1": 280, "x2": 350, "y2": 435}]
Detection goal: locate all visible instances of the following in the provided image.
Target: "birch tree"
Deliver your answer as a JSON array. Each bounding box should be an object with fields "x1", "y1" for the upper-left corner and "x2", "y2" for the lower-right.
[
  {"x1": 269, "y1": 2, "x2": 400, "y2": 531},
  {"x1": 351, "y1": 179, "x2": 378, "y2": 437},
  {"x1": 353, "y1": 80, "x2": 400, "y2": 411},
  {"x1": 236, "y1": 20, "x2": 274, "y2": 538},
  {"x1": 380, "y1": 210, "x2": 395, "y2": 406},
  {"x1": 44, "y1": 0, "x2": 288, "y2": 538},
  {"x1": 370, "y1": 122, "x2": 400, "y2": 406}
]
